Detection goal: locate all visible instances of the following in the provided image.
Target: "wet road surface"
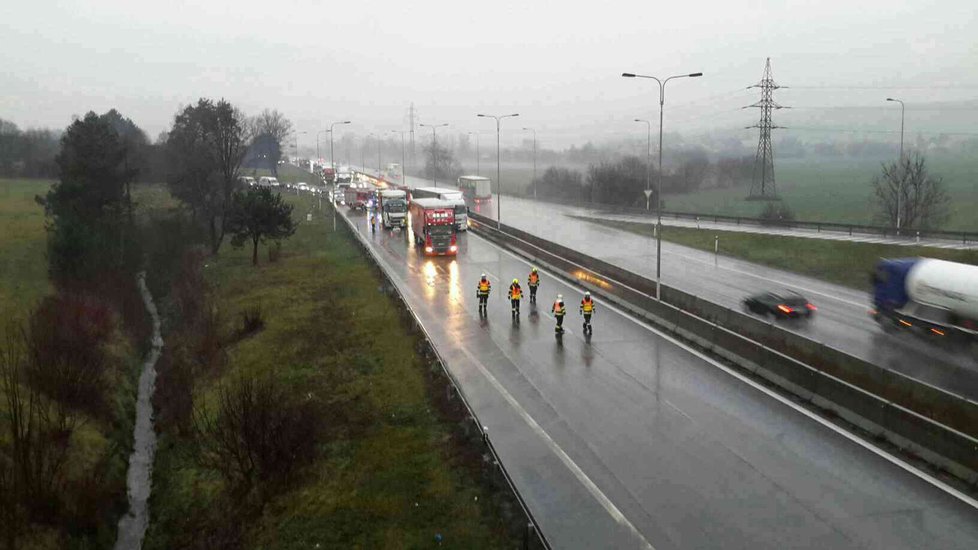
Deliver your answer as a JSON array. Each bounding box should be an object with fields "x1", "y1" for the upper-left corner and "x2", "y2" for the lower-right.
[
  {"x1": 435, "y1": 186, "x2": 978, "y2": 402},
  {"x1": 338, "y1": 205, "x2": 978, "y2": 550}
]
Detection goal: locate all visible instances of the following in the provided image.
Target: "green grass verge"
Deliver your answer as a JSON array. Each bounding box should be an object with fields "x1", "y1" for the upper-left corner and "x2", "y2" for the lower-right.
[
  {"x1": 466, "y1": 156, "x2": 978, "y2": 231},
  {"x1": 146, "y1": 193, "x2": 517, "y2": 548},
  {"x1": 0, "y1": 179, "x2": 54, "y2": 320},
  {"x1": 577, "y1": 216, "x2": 978, "y2": 291}
]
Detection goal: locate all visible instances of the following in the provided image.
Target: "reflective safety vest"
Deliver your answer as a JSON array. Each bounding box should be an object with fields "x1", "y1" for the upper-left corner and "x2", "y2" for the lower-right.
[
  {"x1": 509, "y1": 284, "x2": 522, "y2": 300},
  {"x1": 528, "y1": 272, "x2": 540, "y2": 286},
  {"x1": 581, "y1": 298, "x2": 594, "y2": 313},
  {"x1": 552, "y1": 300, "x2": 566, "y2": 316},
  {"x1": 477, "y1": 280, "x2": 491, "y2": 295}
]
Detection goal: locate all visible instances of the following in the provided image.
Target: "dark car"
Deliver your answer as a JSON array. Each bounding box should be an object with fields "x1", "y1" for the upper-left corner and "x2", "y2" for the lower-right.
[{"x1": 743, "y1": 290, "x2": 816, "y2": 319}]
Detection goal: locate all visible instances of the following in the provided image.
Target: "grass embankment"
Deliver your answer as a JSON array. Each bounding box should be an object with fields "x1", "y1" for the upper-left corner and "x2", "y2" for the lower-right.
[
  {"x1": 0, "y1": 179, "x2": 53, "y2": 317},
  {"x1": 579, "y1": 216, "x2": 978, "y2": 291},
  {"x1": 146, "y1": 193, "x2": 518, "y2": 548}
]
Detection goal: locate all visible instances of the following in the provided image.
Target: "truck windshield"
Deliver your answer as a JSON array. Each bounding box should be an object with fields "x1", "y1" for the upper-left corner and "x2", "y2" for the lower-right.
[
  {"x1": 385, "y1": 201, "x2": 406, "y2": 213},
  {"x1": 428, "y1": 225, "x2": 453, "y2": 236},
  {"x1": 453, "y1": 205, "x2": 467, "y2": 215}
]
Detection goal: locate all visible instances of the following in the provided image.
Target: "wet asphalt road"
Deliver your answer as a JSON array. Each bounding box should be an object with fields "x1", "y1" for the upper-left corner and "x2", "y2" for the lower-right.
[
  {"x1": 441, "y1": 186, "x2": 978, "y2": 402},
  {"x1": 338, "y1": 204, "x2": 978, "y2": 550}
]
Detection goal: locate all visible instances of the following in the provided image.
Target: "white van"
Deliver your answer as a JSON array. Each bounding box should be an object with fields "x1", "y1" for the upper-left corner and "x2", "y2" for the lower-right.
[{"x1": 258, "y1": 176, "x2": 280, "y2": 187}]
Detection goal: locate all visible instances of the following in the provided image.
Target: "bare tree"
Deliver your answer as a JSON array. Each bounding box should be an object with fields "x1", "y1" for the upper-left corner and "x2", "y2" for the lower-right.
[
  {"x1": 166, "y1": 99, "x2": 252, "y2": 254},
  {"x1": 871, "y1": 151, "x2": 949, "y2": 230},
  {"x1": 251, "y1": 109, "x2": 292, "y2": 176}
]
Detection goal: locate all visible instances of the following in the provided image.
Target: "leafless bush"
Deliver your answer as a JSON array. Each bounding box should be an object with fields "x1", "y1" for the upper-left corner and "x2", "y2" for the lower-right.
[
  {"x1": 153, "y1": 348, "x2": 195, "y2": 436},
  {"x1": 0, "y1": 328, "x2": 78, "y2": 547},
  {"x1": 25, "y1": 293, "x2": 115, "y2": 419},
  {"x1": 192, "y1": 373, "x2": 322, "y2": 497},
  {"x1": 267, "y1": 240, "x2": 282, "y2": 263},
  {"x1": 234, "y1": 303, "x2": 264, "y2": 341}
]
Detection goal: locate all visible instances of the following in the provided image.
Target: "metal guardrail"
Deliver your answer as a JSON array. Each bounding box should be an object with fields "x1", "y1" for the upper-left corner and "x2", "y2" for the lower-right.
[
  {"x1": 334, "y1": 206, "x2": 551, "y2": 550},
  {"x1": 467, "y1": 210, "x2": 978, "y2": 484},
  {"x1": 600, "y1": 206, "x2": 978, "y2": 244},
  {"x1": 453, "y1": 189, "x2": 978, "y2": 244}
]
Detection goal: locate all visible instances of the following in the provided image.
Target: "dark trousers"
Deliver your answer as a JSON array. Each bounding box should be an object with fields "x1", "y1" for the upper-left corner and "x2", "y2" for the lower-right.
[
  {"x1": 555, "y1": 315, "x2": 564, "y2": 329},
  {"x1": 478, "y1": 295, "x2": 488, "y2": 308},
  {"x1": 583, "y1": 313, "x2": 592, "y2": 326},
  {"x1": 529, "y1": 285, "x2": 537, "y2": 300},
  {"x1": 511, "y1": 299, "x2": 520, "y2": 314}
]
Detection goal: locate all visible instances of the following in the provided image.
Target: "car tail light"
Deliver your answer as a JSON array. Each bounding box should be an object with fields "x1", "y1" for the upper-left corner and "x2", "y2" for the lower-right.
[
  {"x1": 930, "y1": 328, "x2": 945, "y2": 336},
  {"x1": 805, "y1": 303, "x2": 817, "y2": 311},
  {"x1": 777, "y1": 304, "x2": 793, "y2": 314},
  {"x1": 449, "y1": 245, "x2": 457, "y2": 252},
  {"x1": 898, "y1": 319, "x2": 912, "y2": 327},
  {"x1": 424, "y1": 246, "x2": 433, "y2": 253}
]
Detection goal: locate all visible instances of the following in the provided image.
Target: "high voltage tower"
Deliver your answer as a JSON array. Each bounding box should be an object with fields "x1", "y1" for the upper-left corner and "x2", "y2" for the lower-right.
[
  {"x1": 744, "y1": 57, "x2": 788, "y2": 201},
  {"x1": 408, "y1": 103, "x2": 417, "y2": 172}
]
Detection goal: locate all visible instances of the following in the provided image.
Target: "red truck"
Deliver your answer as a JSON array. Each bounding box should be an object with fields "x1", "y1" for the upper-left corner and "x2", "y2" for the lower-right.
[
  {"x1": 322, "y1": 167, "x2": 336, "y2": 184},
  {"x1": 344, "y1": 187, "x2": 374, "y2": 211},
  {"x1": 409, "y1": 198, "x2": 457, "y2": 256}
]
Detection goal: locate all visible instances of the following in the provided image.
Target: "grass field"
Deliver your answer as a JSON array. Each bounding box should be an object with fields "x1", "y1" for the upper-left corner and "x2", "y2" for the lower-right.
[
  {"x1": 660, "y1": 156, "x2": 978, "y2": 231},
  {"x1": 146, "y1": 193, "x2": 518, "y2": 548},
  {"x1": 0, "y1": 179, "x2": 53, "y2": 320},
  {"x1": 455, "y1": 155, "x2": 978, "y2": 231},
  {"x1": 579, "y1": 216, "x2": 978, "y2": 290}
]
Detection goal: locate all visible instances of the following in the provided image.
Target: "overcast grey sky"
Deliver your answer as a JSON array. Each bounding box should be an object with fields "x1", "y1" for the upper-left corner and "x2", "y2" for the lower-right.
[{"x1": 2, "y1": 0, "x2": 976, "y2": 148}]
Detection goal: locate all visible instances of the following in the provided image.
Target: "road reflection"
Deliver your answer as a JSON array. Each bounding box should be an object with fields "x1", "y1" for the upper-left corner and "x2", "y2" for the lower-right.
[
  {"x1": 448, "y1": 260, "x2": 460, "y2": 304},
  {"x1": 422, "y1": 260, "x2": 437, "y2": 300}
]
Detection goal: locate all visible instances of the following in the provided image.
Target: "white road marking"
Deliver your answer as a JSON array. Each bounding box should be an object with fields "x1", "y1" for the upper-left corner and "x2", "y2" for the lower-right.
[
  {"x1": 345, "y1": 215, "x2": 654, "y2": 546},
  {"x1": 455, "y1": 343, "x2": 655, "y2": 549},
  {"x1": 482, "y1": 233, "x2": 978, "y2": 511}
]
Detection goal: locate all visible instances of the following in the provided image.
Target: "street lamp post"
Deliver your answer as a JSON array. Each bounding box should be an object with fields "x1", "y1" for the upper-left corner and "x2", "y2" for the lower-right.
[
  {"x1": 634, "y1": 119, "x2": 652, "y2": 210},
  {"x1": 419, "y1": 123, "x2": 448, "y2": 186},
  {"x1": 622, "y1": 70, "x2": 703, "y2": 299},
  {"x1": 886, "y1": 98, "x2": 905, "y2": 232},
  {"x1": 328, "y1": 120, "x2": 351, "y2": 172},
  {"x1": 468, "y1": 132, "x2": 481, "y2": 175},
  {"x1": 316, "y1": 129, "x2": 329, "y2": 165},
  {"x1": 360, "y1": 137, "x2": 366, "y2": 173},
  {"x1": 328, "y1": 120, "x2": 351, "y2": 231},
  {"x1": 522, "y1": 127, "x2": 537, "y2": 199},
  {"x1": 391, "y1": 130, "x2": 407, "y2": 182},
  {"x1": 477, "y1": 113, "x2": 519, "y2": 229}
]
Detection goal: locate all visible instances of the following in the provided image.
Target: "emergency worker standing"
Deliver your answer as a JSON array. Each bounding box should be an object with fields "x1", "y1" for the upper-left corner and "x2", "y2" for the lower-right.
[
  {"x1": 476, "y1": 274, "x2": 491, "y2": 314},
  {"x1": 527, "y1": 268, "x2": 540, "y2": 303},
  {"x1": 508, "y1": 279, "x2": 522, "y2": 317},
  {"x1": 552, "y1": 294, "x2": 566, "y2": 333},
  {"x1": 580, "y1": 291, "x2": 596, "y2": 334}
]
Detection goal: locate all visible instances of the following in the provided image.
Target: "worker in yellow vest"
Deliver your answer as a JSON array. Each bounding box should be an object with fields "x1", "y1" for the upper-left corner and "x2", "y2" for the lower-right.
[
  {"x1": 552, "y1": 294, "x2": 566, "y2": 333},
  {"x1": 527, "y1": 267, "x2": 540, "y2": 303},
  {"x1": 580, "y1": 291, "x2": 596, "y2": 335},
  {"x1": 476, "y1": 273, "x2": 491, "y2": 315},
  {"x1": 508, "y1": 278, "x2": 523, "y2": 318}
]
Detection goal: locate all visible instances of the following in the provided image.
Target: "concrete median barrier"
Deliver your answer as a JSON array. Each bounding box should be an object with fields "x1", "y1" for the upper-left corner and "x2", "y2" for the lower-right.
[{"x1": 469, "y1": 211, "x2": 978, "y2": 482}]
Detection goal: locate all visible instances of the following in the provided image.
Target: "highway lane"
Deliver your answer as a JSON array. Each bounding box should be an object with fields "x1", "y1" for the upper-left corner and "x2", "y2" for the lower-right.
[
  {"x1": 338, "y1": 205, "x2": 978, "y2": 549},
  {"x1": 438, "y1": 187, "x2": 978, "y2": 401},
  {"x1": 588, "y1": 211, "x2": 978, "y2": 250}
]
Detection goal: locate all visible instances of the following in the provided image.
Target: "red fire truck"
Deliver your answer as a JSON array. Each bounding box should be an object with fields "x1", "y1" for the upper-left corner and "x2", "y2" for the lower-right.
[
  {"x1": 409, "y1": 198, "x2": 457, "y2": 256},
  {"x1": 344, "y1": 187, "x2": 374, "y2": 211}
]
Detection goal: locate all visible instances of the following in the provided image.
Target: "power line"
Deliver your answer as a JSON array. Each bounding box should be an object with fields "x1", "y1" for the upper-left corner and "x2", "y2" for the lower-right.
[{"x1": 782, "y1": 126, "x2": 978, "y2": 136}]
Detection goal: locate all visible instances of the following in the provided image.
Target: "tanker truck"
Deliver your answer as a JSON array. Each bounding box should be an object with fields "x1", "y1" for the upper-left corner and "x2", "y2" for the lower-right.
[{"x1": 871, "y1": 258, "x2": 978, "y2": 342}]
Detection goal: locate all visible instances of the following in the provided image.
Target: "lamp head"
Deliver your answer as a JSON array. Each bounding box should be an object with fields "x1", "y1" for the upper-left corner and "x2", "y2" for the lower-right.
[{"x1": 622, "y1": 72, "x2": 636, "y2": 78}]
